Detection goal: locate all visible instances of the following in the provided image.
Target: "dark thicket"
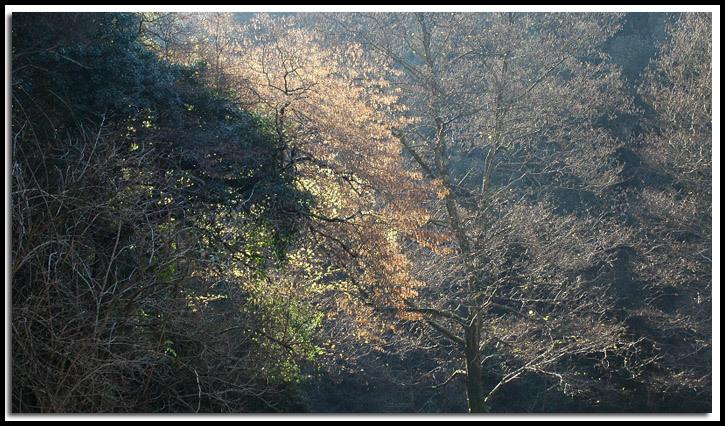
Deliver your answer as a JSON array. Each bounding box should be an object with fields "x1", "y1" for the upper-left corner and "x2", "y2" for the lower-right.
[{"x1": 12, "y1": 12, "x2": 310, "y2": 412}]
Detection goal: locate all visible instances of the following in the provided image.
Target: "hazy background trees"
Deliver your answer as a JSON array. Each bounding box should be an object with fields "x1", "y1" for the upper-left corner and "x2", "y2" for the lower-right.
[{"x1": 623, "y1": 12, "x2": 712, "y2": 411}]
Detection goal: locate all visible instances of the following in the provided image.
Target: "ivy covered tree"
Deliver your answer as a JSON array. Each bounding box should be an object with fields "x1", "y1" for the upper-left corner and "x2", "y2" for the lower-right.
[{"x1": 12, "y1": 12, "x2": 313, "y2": 412}]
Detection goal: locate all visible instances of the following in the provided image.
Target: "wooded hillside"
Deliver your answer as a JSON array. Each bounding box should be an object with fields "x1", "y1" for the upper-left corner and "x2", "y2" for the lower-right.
[{"x1": 10, "y1": 10, "x2": 713, "y2": 414}]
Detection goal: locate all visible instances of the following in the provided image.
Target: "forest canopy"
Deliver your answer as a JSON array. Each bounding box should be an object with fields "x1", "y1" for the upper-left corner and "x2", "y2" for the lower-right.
[{"x1": 9, "y1": 9, "x2": 715, "y2": 415}]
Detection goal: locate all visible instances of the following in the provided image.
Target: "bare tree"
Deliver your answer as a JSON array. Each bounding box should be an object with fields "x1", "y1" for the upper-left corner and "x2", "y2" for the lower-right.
[{"x1": 308, "y1": 12, "x2": 641, "y2": 412}]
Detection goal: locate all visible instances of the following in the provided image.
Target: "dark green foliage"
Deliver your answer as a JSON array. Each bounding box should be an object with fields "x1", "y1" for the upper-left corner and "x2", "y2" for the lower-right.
[
  {"x1": 13, "y1": 12, "x2": 308, "y2": 236},
  {"x1": 12, "y1": 12, "x2": 311, "y2": 413}
]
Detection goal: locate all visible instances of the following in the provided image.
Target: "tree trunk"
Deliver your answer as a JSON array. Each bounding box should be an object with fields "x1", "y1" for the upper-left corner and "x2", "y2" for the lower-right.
[{"x1": 464, "y1": 326, "x2": 487, "y2": 413}]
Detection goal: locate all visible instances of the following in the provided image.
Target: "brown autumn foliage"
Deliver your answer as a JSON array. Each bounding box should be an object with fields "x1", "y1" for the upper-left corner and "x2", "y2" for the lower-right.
[{"x1": 231, "y1": 14, "x2": 446, "y2": 327}]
